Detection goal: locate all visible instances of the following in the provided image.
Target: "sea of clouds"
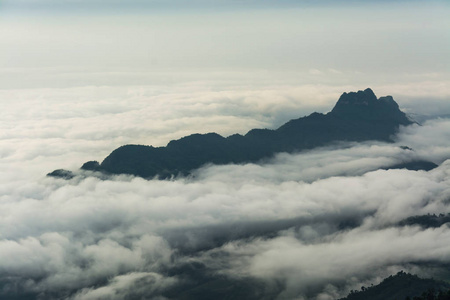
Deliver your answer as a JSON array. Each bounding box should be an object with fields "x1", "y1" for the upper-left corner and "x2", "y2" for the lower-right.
[{"x1": 1, "y1": 83, "x2": 450, "y2": 299}]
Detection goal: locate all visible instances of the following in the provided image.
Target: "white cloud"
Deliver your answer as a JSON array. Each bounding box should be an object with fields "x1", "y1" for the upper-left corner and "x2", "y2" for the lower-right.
[
  {"x1": 1, "y1": 74, "x2": 450, "y2": 298},
  {"x1": 1, "y1": 148, "x2": 450, "y2": 298}
]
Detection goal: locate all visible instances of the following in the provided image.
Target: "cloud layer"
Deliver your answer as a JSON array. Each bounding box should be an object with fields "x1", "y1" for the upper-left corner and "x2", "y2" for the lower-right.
[{"x1": 1, "y1": 81, "x2": 450, "y2": 299}]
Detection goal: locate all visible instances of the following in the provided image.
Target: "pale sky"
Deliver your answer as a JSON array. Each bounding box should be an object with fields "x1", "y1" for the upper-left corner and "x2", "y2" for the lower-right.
[{"x1": 0, "y1": 0, "x2": 449, "y2": 90}]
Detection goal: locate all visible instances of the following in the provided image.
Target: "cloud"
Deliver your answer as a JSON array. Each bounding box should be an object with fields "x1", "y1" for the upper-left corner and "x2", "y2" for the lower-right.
[
  {"x1": 1, "y1": 79, "x2": 450, "y2": 299},
  {"x1": 192, "y1": 141, "x2": 425, "y2": 184},
  {"x1": 69, "y1": 272, "x2": 178, "y2": 300},
  {"x1": 1, "y1": 154, "x2": 450, "y2": 298},
  {"x1": 395, "y1": 119, "x2": 450, "y2": 164},
  {"x1": 202, "y1": 225, "x2": 450, "y2": 299}
]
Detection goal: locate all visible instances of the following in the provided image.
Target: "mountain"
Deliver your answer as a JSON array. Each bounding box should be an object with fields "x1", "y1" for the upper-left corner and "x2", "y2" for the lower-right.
[
  {"x1": 49, "y1": 88, "x2": 419, "y2": 179},
  {"x1": 338, "y1": 271, "x2": 450, "y2": 300},
  {"x1": 399, "y1": 213, "x2": 450, "y2": 229},
  {"x1": 382, "y1": 160, "x2": 438, "y2": 172}
]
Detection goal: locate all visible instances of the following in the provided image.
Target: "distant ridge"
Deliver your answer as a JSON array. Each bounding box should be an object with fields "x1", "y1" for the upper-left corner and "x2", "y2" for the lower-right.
[
  {"x1": 338, "y1": 271, "x2": 450, "y2": 300},
  {"x1": 49, "y1": 88, "x2": 421, "y2": 179}
]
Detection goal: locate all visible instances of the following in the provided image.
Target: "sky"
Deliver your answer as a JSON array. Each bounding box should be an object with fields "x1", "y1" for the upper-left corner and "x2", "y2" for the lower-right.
[
  {"x1": 1, "y1": 0, "x2": 450, "y2": 299},
  {"x1": 1, "y1": 0, "x2": 449, "y2": 89}
]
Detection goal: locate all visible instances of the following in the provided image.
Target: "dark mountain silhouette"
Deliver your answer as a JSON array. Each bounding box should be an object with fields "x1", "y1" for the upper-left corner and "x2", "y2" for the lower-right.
[
  {"x1": 382, "y1": 160, "x2": 438, "y2": 172},
  {"x1": 399, "y1": 213, "x2": 450, "y2": 229},
  {"x1": 47, "y1": 169, "x2": 75, "y2": 179},
  {"x1": 49, "y1": 88, "x2": 431, "y2": 179},
  {"x1": 339, "y1": 271, "x2": 450, "y2": 300}
]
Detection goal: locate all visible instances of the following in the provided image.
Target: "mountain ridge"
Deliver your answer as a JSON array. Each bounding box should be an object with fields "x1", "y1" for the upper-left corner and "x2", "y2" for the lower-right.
[
  {"x1": 49, "y1": 88, "x2": 423, "y2": 179},
  {"x1": 338, "y1": 271, "x2": 450, "y2": 300}
]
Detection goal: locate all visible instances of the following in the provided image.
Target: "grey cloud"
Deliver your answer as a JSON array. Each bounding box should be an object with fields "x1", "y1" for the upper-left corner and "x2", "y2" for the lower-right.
[
  {"x1": 0, "y1": 232, "x2": 174, "y2": 299},
  {"x1": 69, "y1": 272, "x2": 177, "y2": 300},
  {"x1": 207, "y1": 226, "x2": 450, "y2": 299}
]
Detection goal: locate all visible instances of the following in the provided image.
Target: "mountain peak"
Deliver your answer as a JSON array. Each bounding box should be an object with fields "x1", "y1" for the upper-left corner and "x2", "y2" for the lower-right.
[
  {"x1": 330, "y1": 88, "x2": 410, "y2": 125},
  {"x1": 332, "y1": 88, "x2": 378, "y2": 110}
]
